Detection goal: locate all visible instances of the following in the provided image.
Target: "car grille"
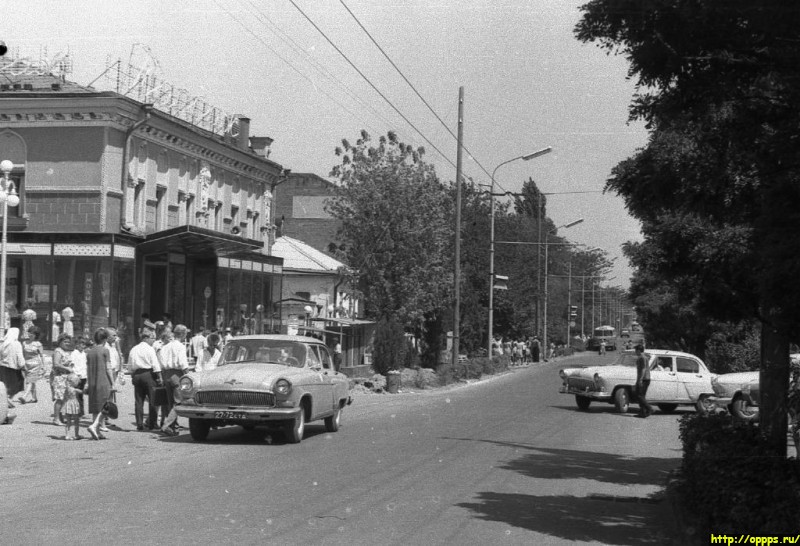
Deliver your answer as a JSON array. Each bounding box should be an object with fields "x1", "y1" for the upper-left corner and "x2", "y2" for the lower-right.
[
  {"x1": 195, "y1": 391, "x2": 275, "y2": 407},
  {"x1": 567, "y1": 378, "x2": 596, "y2": 391}
]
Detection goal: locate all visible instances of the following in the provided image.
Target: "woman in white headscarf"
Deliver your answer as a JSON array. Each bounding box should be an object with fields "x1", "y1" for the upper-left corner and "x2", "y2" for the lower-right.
[{"x1": 0, "y1": 328, "x2": 26, "y2": 408}]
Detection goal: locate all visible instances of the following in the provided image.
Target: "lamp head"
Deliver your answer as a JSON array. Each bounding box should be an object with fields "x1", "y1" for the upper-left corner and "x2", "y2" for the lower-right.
[
  {"x1": 521, "y1": 147, "x2": 552, "y2": 161},
  {"x1": 0, "y1": 160, "x2": 13, "y2": 174},
  {"x1": 7, "y1": 193, "x2": 19, "y2": 207}
]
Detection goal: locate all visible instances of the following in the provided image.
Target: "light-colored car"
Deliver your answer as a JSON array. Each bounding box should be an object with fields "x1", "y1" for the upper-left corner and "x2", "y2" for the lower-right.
[
  {"x1": 559, "y1": 349, "x2": 716, "y2": 413},
  {"x1": 706, "y1": 354, "x2": 800, "y2": 420},
  {"x1": 175, "y1": 334, "x2": 351, "y2": 443},
  {"x1": 706, "y1": 371, "x2": 759, "y2": 420}
]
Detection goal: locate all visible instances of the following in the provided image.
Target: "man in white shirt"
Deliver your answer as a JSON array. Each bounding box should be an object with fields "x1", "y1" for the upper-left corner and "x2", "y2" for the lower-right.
[
  {"x1": 158, "y1": 324, "x2": 189, "y2": 430},
  {"x1": 190, "y1": 327, "x2": 207, "y2": 370},
  {"x1": 128, "y1": 331, "x2": 162, "y2": 431}
]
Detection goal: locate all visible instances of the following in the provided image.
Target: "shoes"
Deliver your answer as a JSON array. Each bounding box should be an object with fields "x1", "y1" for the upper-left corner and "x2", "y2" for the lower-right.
[
  {"x1": 87, "y1": 426, "x2": 99, "y2": 440},
  {"x1": 7, "y1": 401, "x2": 14, "y2": 408},
  {"x1": 161, "y1": 426, "x2": 178, "y2": 436},
  {"x1": 634, "y1": 413, "x2": 649, "y2": 418},
  {"x1": 52, "y1": 419, "x2": 61, "y2": 426},
  {"x1": 136, "y1": 425, "x2": 144, "y2": 431},
  {"x1": 98, "y1": 426, "x2": 109, "y2": 433}
]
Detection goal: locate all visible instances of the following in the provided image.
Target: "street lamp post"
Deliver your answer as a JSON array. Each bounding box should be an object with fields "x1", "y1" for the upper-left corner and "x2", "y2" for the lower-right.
[
  {"x1": 542, "y1": 218, "x2": 583, "y2": 359},
  {"x1": 0, "y1": 160, "x2": 20, "y2": 338},
  {"x1": 487, "y1": 146, "x2": 551, "y2": 356}
]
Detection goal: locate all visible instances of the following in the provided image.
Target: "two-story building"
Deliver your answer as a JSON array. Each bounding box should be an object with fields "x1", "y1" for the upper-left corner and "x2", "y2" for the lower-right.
[{"x1": 0, "y1": 66, "x2": 284, "y2": 352}]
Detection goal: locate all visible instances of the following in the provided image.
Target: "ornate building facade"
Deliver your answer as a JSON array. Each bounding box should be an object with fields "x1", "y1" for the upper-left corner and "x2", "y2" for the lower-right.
[{"x1": 0, "y1": 71, "x2": 284, "y2": 353}]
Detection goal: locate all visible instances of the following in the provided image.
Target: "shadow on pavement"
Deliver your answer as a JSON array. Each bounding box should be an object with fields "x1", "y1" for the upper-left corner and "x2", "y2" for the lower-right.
[
  {"x1": 447, "y1": 439, "x2": 677, "y2": 544},
  {"x1": 444, "y1": 438, "x2": 676, "y2": 486},
  {"x1": 456, "y1": 491, "x2": 670, "y2": 546}
]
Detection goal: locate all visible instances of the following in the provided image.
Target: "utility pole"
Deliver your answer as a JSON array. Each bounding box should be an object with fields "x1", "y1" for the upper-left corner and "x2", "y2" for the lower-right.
[{"x1": 452, "y1": 87, "x2": 463, "y2": 367}]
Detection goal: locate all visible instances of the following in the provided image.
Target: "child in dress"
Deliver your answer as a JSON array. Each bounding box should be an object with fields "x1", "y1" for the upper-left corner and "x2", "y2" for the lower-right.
[{"x1": 61, "y1": 374, "x2": 83, "y2": 440}]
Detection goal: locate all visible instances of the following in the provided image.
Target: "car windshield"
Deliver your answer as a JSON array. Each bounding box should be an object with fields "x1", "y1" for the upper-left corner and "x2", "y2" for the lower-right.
[
  {"x1": 612, "y1": 352, "x2": 643, "y2": 368},
  {"x1": 220, "y1": 340, "x2": 307, "y2": 368}
]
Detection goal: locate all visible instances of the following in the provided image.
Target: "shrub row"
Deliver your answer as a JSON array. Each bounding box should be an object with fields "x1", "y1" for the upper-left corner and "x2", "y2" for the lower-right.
[
  {"x1": 676, "y1": 413, "x2": 800, "y2": 534},
  {"x1": 435, "y1": 355, "x2": 510, "y2": 385}
]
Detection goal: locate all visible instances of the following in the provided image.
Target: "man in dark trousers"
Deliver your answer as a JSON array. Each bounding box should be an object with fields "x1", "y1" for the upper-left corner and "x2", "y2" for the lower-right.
[{"x1": 634, "y1": 344, "x2": 653, "y2": 418}]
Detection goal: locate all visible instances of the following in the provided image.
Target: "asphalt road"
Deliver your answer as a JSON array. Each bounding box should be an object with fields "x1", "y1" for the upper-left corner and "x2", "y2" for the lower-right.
[{"x1": 2, "y1": 352, "x2": 682, "y2": 545}]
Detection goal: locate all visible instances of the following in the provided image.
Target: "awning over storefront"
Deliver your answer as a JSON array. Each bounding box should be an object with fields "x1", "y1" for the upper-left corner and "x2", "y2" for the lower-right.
[{"x1": 137, "y1": 225, "x2": 262, "y2": 258}]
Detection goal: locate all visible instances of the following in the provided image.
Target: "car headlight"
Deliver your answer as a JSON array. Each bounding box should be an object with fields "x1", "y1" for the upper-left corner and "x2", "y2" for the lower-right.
[
  {"x1": 179, "y1": 376, "x2": 194, "y2": 393},
  {"x1": 275, "y1": 378, "x2": 292, "y2": 396}
]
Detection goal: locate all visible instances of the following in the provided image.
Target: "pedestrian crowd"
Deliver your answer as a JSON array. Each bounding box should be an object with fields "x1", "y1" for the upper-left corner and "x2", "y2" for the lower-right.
[
  {"x1": 490, "y1": 336, "x2": 547, "y2": 364},
  {"x1": 0, "y1": 315, "x2": 238, "y2": 441}
]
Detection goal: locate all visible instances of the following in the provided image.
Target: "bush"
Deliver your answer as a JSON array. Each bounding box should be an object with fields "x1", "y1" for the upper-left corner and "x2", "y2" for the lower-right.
[
  {"x1": 676, "y1": 413, "x2": 800, "y2": 534},
  {"x1": 435, "y1": 355, "x2": 509, "y2": 386}
]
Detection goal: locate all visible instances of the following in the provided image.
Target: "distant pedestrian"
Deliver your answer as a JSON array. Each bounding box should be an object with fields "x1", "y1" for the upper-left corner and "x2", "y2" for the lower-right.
[
  {"x1": 20, "y1": 326, "x2": 45, "y2": 403},
  {"x1": 86, "y1": 328, "x2": 113, "y2": 440},
  {"x1": 634, "y1": 344, "x2": 653, "y2": 418},
  {"x1": 61, "y1": 374, "x2": 83, "y2": 440},
  {"x1": 532, "y1": 337, "x2": 541, "y2": 363},
  {"x1": 0, "y1": 327, "x2": 26, "y2": 406},
  {"x1": 333, "y1": 340, "x2": 342, "y2": 371},
  {"x1": 51, "y1": 334, "x2": 75, "y2": 425},
  {"x1": 599, "y1": 340, "x2": 607, "y2": 355},
  {"x1": 197, "y1": 333, "x2": 222, "y2": 373},
  {"x1": 128, "y1": 330, "x2": 161, "y2": 431},
  {"x1": 548, "y1": 342, "x2": 555, "y2": 361}
]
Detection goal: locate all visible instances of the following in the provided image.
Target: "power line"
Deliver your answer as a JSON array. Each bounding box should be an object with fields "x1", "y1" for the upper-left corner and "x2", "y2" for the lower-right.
[
  {"x1": 338, "y1": 0, "x2": 500, "y2": 186},
  {"x1": 286, "y1": 0, "x2": 458, "y2": 173}
]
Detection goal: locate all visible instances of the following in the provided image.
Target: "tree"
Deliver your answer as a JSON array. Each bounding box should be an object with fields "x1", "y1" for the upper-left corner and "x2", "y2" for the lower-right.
[
  {"x1": 327, "y1": 130, "x2": 452, "y2": 334},
  {"x1": 577, "y1": 0, "x2": 800, "y2": 454}
]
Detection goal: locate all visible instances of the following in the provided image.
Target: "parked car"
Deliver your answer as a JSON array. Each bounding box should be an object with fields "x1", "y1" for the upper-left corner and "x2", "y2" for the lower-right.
[
  {"x1": 559, "y1": 349, "x2": 716, "y2": 413},
  {"x1": 175, "y1": 334, "x2": 352, "y2": 443},
  {"x1": 705, "y1": 353, "x2": 800, "y2": 421}
]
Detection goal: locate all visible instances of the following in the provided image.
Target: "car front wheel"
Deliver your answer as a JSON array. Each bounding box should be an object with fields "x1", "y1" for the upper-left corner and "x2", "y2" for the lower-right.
[
  {"x1": 286, "y1": 408, "x2": 306, "y2": 443},
  {"x1": 189, "y1": 418, "x2": 211, "y2": 441},
  {"x1": 731, "y1": 396, "x2": 759, "y2": 421},
  {"x1": 324, "y1": 406, "x2": 342, "y2": 432},
  {"x1": 614, "y1": 388, "x2": 630, "y2": 413},
  {"x1": 575, "y1": 395, "x2": 591, "y2": 411}
]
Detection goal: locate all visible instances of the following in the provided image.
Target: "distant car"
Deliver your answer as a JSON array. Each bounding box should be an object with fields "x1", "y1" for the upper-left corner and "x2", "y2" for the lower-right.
[
  {"x1": 175, "y1": 334, "x2": 352, "y2": 443},
  {"x1": 559, "y1": 349, "x2": 716, "y2": 413},
  {"x1": 620, "y1": 329, "x2": 630, "y2": 338}
]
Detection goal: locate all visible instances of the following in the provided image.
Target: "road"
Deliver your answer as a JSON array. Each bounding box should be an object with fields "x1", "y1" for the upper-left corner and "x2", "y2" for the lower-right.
[{"x1": 2, "y1": 352, "x2": 682, "y2": 545}]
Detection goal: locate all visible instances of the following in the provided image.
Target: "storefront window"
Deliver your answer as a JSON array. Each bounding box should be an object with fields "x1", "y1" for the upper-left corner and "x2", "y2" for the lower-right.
[
  {"x1": 53, "y1": 257, "x2": 112, "y2": 339},
  {"x1": 18, "y1": 257, "x2": 53, "y2": 344}
]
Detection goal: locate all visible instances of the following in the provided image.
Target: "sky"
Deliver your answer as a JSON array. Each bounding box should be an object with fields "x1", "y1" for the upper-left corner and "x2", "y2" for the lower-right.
[{"x1": 2, "y1": 0, "x2": 647, "y2": 289}]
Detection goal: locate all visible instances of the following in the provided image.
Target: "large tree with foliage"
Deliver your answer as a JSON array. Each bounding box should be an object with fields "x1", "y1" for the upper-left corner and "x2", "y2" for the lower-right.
[
  {"x1": 327, "y1": 130, "x2": 452, "y2": 347},
  {"x1": 577, "y1": 0, "x2": 800, "y2": 454}
]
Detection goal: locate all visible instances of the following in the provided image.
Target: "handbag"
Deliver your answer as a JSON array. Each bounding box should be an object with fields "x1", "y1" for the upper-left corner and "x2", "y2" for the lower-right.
[
  {"x1": 102, "y1": 399, "x2": 119, "y2": 420},
  {"x1": 152, "y1": 385, "x2": 169, "y2": 406}
]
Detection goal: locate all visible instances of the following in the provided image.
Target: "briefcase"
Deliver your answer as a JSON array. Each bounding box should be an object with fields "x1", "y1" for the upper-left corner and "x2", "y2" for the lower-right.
[{"x1": 151, "y1": 385, "x2": 169, "y2": 406}]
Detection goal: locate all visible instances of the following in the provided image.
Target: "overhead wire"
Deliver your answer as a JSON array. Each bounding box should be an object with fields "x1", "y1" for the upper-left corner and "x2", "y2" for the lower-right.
[
  {"x1": 286, "y1": 0, "x2": 460, "y2": 173},
  {"x1": 338, "y1": 0, "x2": 505, "y2": 190},
  {"x1": 213, "y1": 0, "x2": 380, "y2": 141},
  {"x1": 239, "y1": 0, "x2": 399, "y2": 136}
]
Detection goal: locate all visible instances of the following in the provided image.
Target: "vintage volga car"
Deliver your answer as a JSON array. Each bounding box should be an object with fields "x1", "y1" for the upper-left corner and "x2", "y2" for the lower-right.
[
  {"x1": 175, "y1": 334, "x2": 351, "y2": 443},
  {"x1": 706, "y1": 353, "x2": 800, "y2": 420},
  {"x1": 559, "y1": 349, "x2": 716, "y2": 413}
]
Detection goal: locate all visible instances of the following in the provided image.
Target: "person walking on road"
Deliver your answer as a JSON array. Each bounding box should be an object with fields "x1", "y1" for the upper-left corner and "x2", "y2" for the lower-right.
[
  {"x1": 0, "y1": 327, "x2": 26, "y2": 407},
  {"x1": 20, "y1": 326, "x2": 45, "y2": 403},
  {"x1": 50, "y1": 334, "x2": 75, "y2": 425},
  {"x1": 634, "y1": 344, "x2": 653, "y2": 418},
  {"x1": 157, "y1": 324, "x2": 189, "y2": 430},
  {"x1": 86, "y1": 328, "x2": 113, "y2": 440},
  {"x1": 128, "y1": 330, "x2": 162, "y2": 431}
]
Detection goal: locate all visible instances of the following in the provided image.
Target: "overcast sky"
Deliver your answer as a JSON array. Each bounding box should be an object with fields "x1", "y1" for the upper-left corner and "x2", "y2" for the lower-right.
[{"x1": 3, "y1": 0, "x2": 647, "y2": 288}]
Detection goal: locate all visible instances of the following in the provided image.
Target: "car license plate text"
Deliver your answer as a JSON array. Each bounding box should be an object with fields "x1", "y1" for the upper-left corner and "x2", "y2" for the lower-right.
[{"x1": 214, "y1": 411, "x2": 246, "y2": 419}]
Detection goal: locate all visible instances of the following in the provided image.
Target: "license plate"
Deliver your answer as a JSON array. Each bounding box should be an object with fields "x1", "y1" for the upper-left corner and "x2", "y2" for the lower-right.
[{"x1": 214, "y1": 411, "x2": 246, "y2": 419}]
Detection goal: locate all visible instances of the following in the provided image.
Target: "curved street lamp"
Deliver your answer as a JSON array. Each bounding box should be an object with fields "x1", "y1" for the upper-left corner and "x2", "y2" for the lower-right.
[
  {"x1": 0, "y1": 159, "x2": 20, "y2": 337},
  {"x1": 487, "y1": 147, "x2": 551, "y2": 356}
]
